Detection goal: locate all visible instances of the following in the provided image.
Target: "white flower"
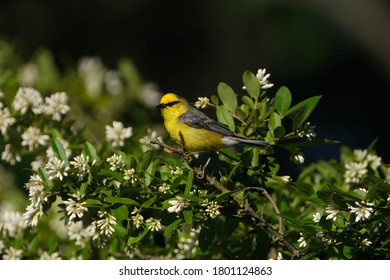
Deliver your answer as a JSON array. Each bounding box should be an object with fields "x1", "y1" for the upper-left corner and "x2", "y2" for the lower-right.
[
  {"x1": 278, "y1": 175, "x2": 291, "y2": 182},
  {"x1": 312, "y1": 212, "x2": 321, "y2": 223},
  {"x1": 24, "y1": 174, "x2": 48, "y2": 207},
  {"x1": 366, "y1": 154, "x2": 381, "y2": 170},
  {"x1": 158, "y1": 183, "x2": 171, "y2": 193},
  {"x1": 68, "y1": 221, "x2": 95, "y2": 247},
  {"x1": 23, "y1": 203, "x2": 44, "y2": 227},
  {"x1": 45, "y1": 157, "x2": 69, "y2": 181},
  {"x1": 173, "y1": 228, "x2": 199, "y2": 259},
  {"x1": 353, "y1": 149, "x2": 367, "y2": 162},
  {"x1": 256, "y1": 68, "x2": 274, "y2": 89},
  {"x1": 23, "y1": 175, "x2": 48, "y2": 227},
  {"x1": 361, "y1": 238, "x2": 372, "y2": 247},
  {"x1": 70, "y1": 153, "x2": 94, "y2": 178},
  {"x1": 344, "y1": 161, "x2": 367, "y2": 184},
  {"x1": 296, "y1": 122, "x2": 316, "y2": 140},
  {"x1": 78, "y1": 57, "x2": 105, "y2": 96},
  {"x1": 297, "y1": 233, "x2": 307, "y2": 248},
  {"x1": 13, "y1": 87, "x2": 44, "y2": 114},
  {"x1": 105, "y1": 121, "x2": 133, "y2": 147},
  {"x1": 96, "y1": 211, "x2": 116, "y2": 237},
  {"x1": 3, "y1": 246, "x2": 23, "y2": 260},
  {"x1": 106, "y1": 154, "x2": 125, "y2": 171},
  {"x1": 104, "y1": 70, "x2": 123, "y2": 95},
  {"x1": 201, "y1": 199, "x2": 222, "y2": 219},
  {"x1": 63, "y1": 198, "x2": 88, "y2": 222},
  {"x1": 194, "y1": 97, "x2": 210, "y2": 109},
  {"x1": 170, "y1": 166, "x2": 183, "y2": 175},
  {"x1": 146, "y1": 218, "x2": 162, "y2": 232},
  {"x1": 18, "y1": 63, "x2": 39, "y2": 86},
  {"x1": 40, "y1": 251, "x2": 62, "y2": 260},
  {"x1": 43, "y1": 92, "x2": 70, "y2": 121},
  {"x1": 325, "y1": 206, "x2": 339, "y2": 221},
  {"x1": 0, "y1": 102, "x2": 15, "y2": 135},
  {"x1": 139, "y1": 128, "x2": 163, "y2": 151},
  {"x1": 21, "y1": 126, "x2": 50, "y2": 151},
  {"x1": 130, "y1": 207, "x2": 144, "y2": 228},
  {"x1": 293, "y1": 153, "x2": 305, "y2": 164},
  {"x1": 131, "y1": 213, "x2": 144, "y2": 229},
  {"x1": 348, "y1": 201, "x2": 374, "y2": 222},
  {"x1": 123, "y1": 168, "x2": 137, "y2": 184},
  {"x1": 0, "y1": 211, "x2": 27, "y2": 237},
  {"x1": 138, "y1": 82, "x2": 162, "y2": 108},
  {"x1": 1, "y1": 144, "x2": 21, "y2": 165},
  {"x1": 167, "y1": 196, "x2": 189, "y2": 213}
]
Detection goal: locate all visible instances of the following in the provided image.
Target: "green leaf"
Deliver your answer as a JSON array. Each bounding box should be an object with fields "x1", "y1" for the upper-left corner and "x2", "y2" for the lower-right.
[
  {"x1": 184, "y1": 169, "x2": 194, "y2": 195},
  {"x1": 144, "y1": 160, "x2": 156, "y2": 187},
  {"x1": 98, "y1": 170, "x2": 124, "y2": 181},
  {"x1": 84, "y1": 141, "x2": 100, "y2": 163},
  {"x1": 342, "y1": 246, "x2": 354, "y2": 259},
  {"x1": 183, "y1": 210, "x2": 193, "y2": 224},
  {"x1": 51, "y1": 138, "x2": 69, "y2": 165},
  {"x1": 38, "y1": 167, "x2": 53, "y2": 189},
  {"x1": 268, "y1": 112, "x2": 281, "y2": 130},
  {"x1": 143, "y1": 195, "x2": 157, "y2": 208},
  {"x1": 242, "y1": 70, "x2": 260, "y2": 98},
  {"x1": 275, "y1": 86, "x2": 292, "y2": 114},
  {"x1": 198, "y1": 221, "x2": 216, "y2": 251},
  {"x1": 128, "y1": 227, "x2": 149, "y2": 245},
  {"x1": 111, "y1": 205, "x2": 129, "y2": 221},
  {"x1": 164, "y1": 219, "x2": 182, "y2": 237},
  {"x1": 139, "y1": 150, "x2": 155, "y2": 171},
  {"x1": 217, "y1": 82, "x2": 237, "y2": 112},
  {"x1": 284, "y1": 95, "x2": 321, "y2": 131},
  {"x1": 210, "y1": 95, "x2": 219, "y2": 106},
  {"x1": 104, "y1": 196, "x2": 139, "y2": 205},
  {"x1": 216, "y1": 105, "x2": 235, "y2": 131},
  {"x1": 85, "y1": 198, "x2": 102, "y2": 207},
  {"x1": 242, "y1": 95, "x2": 255, "y2": 109}
]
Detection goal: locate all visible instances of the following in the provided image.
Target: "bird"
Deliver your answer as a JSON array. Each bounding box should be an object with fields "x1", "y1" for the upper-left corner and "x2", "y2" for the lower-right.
[{"x1": 157, "y1": 93, "x2": 270, "y2": 152}]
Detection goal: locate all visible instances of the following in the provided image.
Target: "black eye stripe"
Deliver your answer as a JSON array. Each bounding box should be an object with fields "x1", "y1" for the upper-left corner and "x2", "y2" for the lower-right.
[{"x1": 158, "y1": 100, "x2": 180, "y2": 109}]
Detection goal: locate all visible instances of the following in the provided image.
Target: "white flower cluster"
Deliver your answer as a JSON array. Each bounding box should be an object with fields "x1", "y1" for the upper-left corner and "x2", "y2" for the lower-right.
[
  {"x1": 194, "y1": 97, "x2": 211, "y2": 109},
  {"x1": 201, "y1": 199, "x2": 222, "y2": 219},
  {"x1": 78, "y1": 57, "x2": 124, "y2": 96},
  {"x1": 22, "y1": 175, "x2": 48, "y2": 226},
  {"x1": 344, "y1": 149, "x2": 382, "y2": 185},
  {"x1": 348, "y1": 201, "x2": 374, "y2": 222},
  {"x1": 172, "y1": 228, "x2": 200, "y2": 259},
  {"x1": 0, "y1": 88, "x2": 71, "y2": 167},
  {"x1": 295, "y1": 122, "x2": 316, "y2": 140}
]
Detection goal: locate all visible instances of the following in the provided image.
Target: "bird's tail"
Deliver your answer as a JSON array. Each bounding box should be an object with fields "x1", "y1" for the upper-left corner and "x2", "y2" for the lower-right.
[{"x1": 223, "y1": 136, "x2": 271, "y2": 148}]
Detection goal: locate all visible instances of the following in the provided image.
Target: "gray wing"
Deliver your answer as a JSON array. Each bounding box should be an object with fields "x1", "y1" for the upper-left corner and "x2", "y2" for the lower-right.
[{"x1": 179, "y1": 107, "x2": 234, "y2": 136}]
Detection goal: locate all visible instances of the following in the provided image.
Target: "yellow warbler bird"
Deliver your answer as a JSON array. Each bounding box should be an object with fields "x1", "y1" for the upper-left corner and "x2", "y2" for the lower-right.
[{"x1": 157, "y1": 93, "x2": 270, "y2": 152}]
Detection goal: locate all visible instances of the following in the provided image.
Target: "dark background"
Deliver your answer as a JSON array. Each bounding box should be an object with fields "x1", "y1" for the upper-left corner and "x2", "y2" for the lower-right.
[{"x1": 1, "y1": 0, "x2": 390, "y2": 163}]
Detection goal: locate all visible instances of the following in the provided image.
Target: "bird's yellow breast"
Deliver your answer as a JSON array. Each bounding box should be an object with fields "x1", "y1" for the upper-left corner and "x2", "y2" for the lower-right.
[{"x1": 161, "y1": 102, "x2": 224, "y2": 151}]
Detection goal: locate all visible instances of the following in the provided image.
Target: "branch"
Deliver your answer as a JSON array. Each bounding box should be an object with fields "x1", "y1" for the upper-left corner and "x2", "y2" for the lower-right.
[
  {"x1": 244, "y1": 187, "x2": 284, "y2": 236},
  {"x1": 151, "y1": 139, "x2": 300, "y2": 258}
]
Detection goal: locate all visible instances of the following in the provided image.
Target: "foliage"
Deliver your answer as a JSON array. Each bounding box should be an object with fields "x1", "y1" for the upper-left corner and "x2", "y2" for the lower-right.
[{"x1": 0, "y1": 40, "x2": 389, "y2": 260}]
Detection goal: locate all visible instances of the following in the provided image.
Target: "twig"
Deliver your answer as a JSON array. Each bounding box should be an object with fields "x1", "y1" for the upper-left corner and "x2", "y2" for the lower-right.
[
  {"x1": 193, "y1": 165, "x2": 300, "y2": 258},
  {"x1": 244, "y1": 187, "x2": 284, "y2": 236}
]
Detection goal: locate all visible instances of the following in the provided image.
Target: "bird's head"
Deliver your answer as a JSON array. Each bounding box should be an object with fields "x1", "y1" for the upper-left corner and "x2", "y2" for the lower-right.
[{"x1": 157, "y1": 93, "x2": 188, "y2": 110}]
